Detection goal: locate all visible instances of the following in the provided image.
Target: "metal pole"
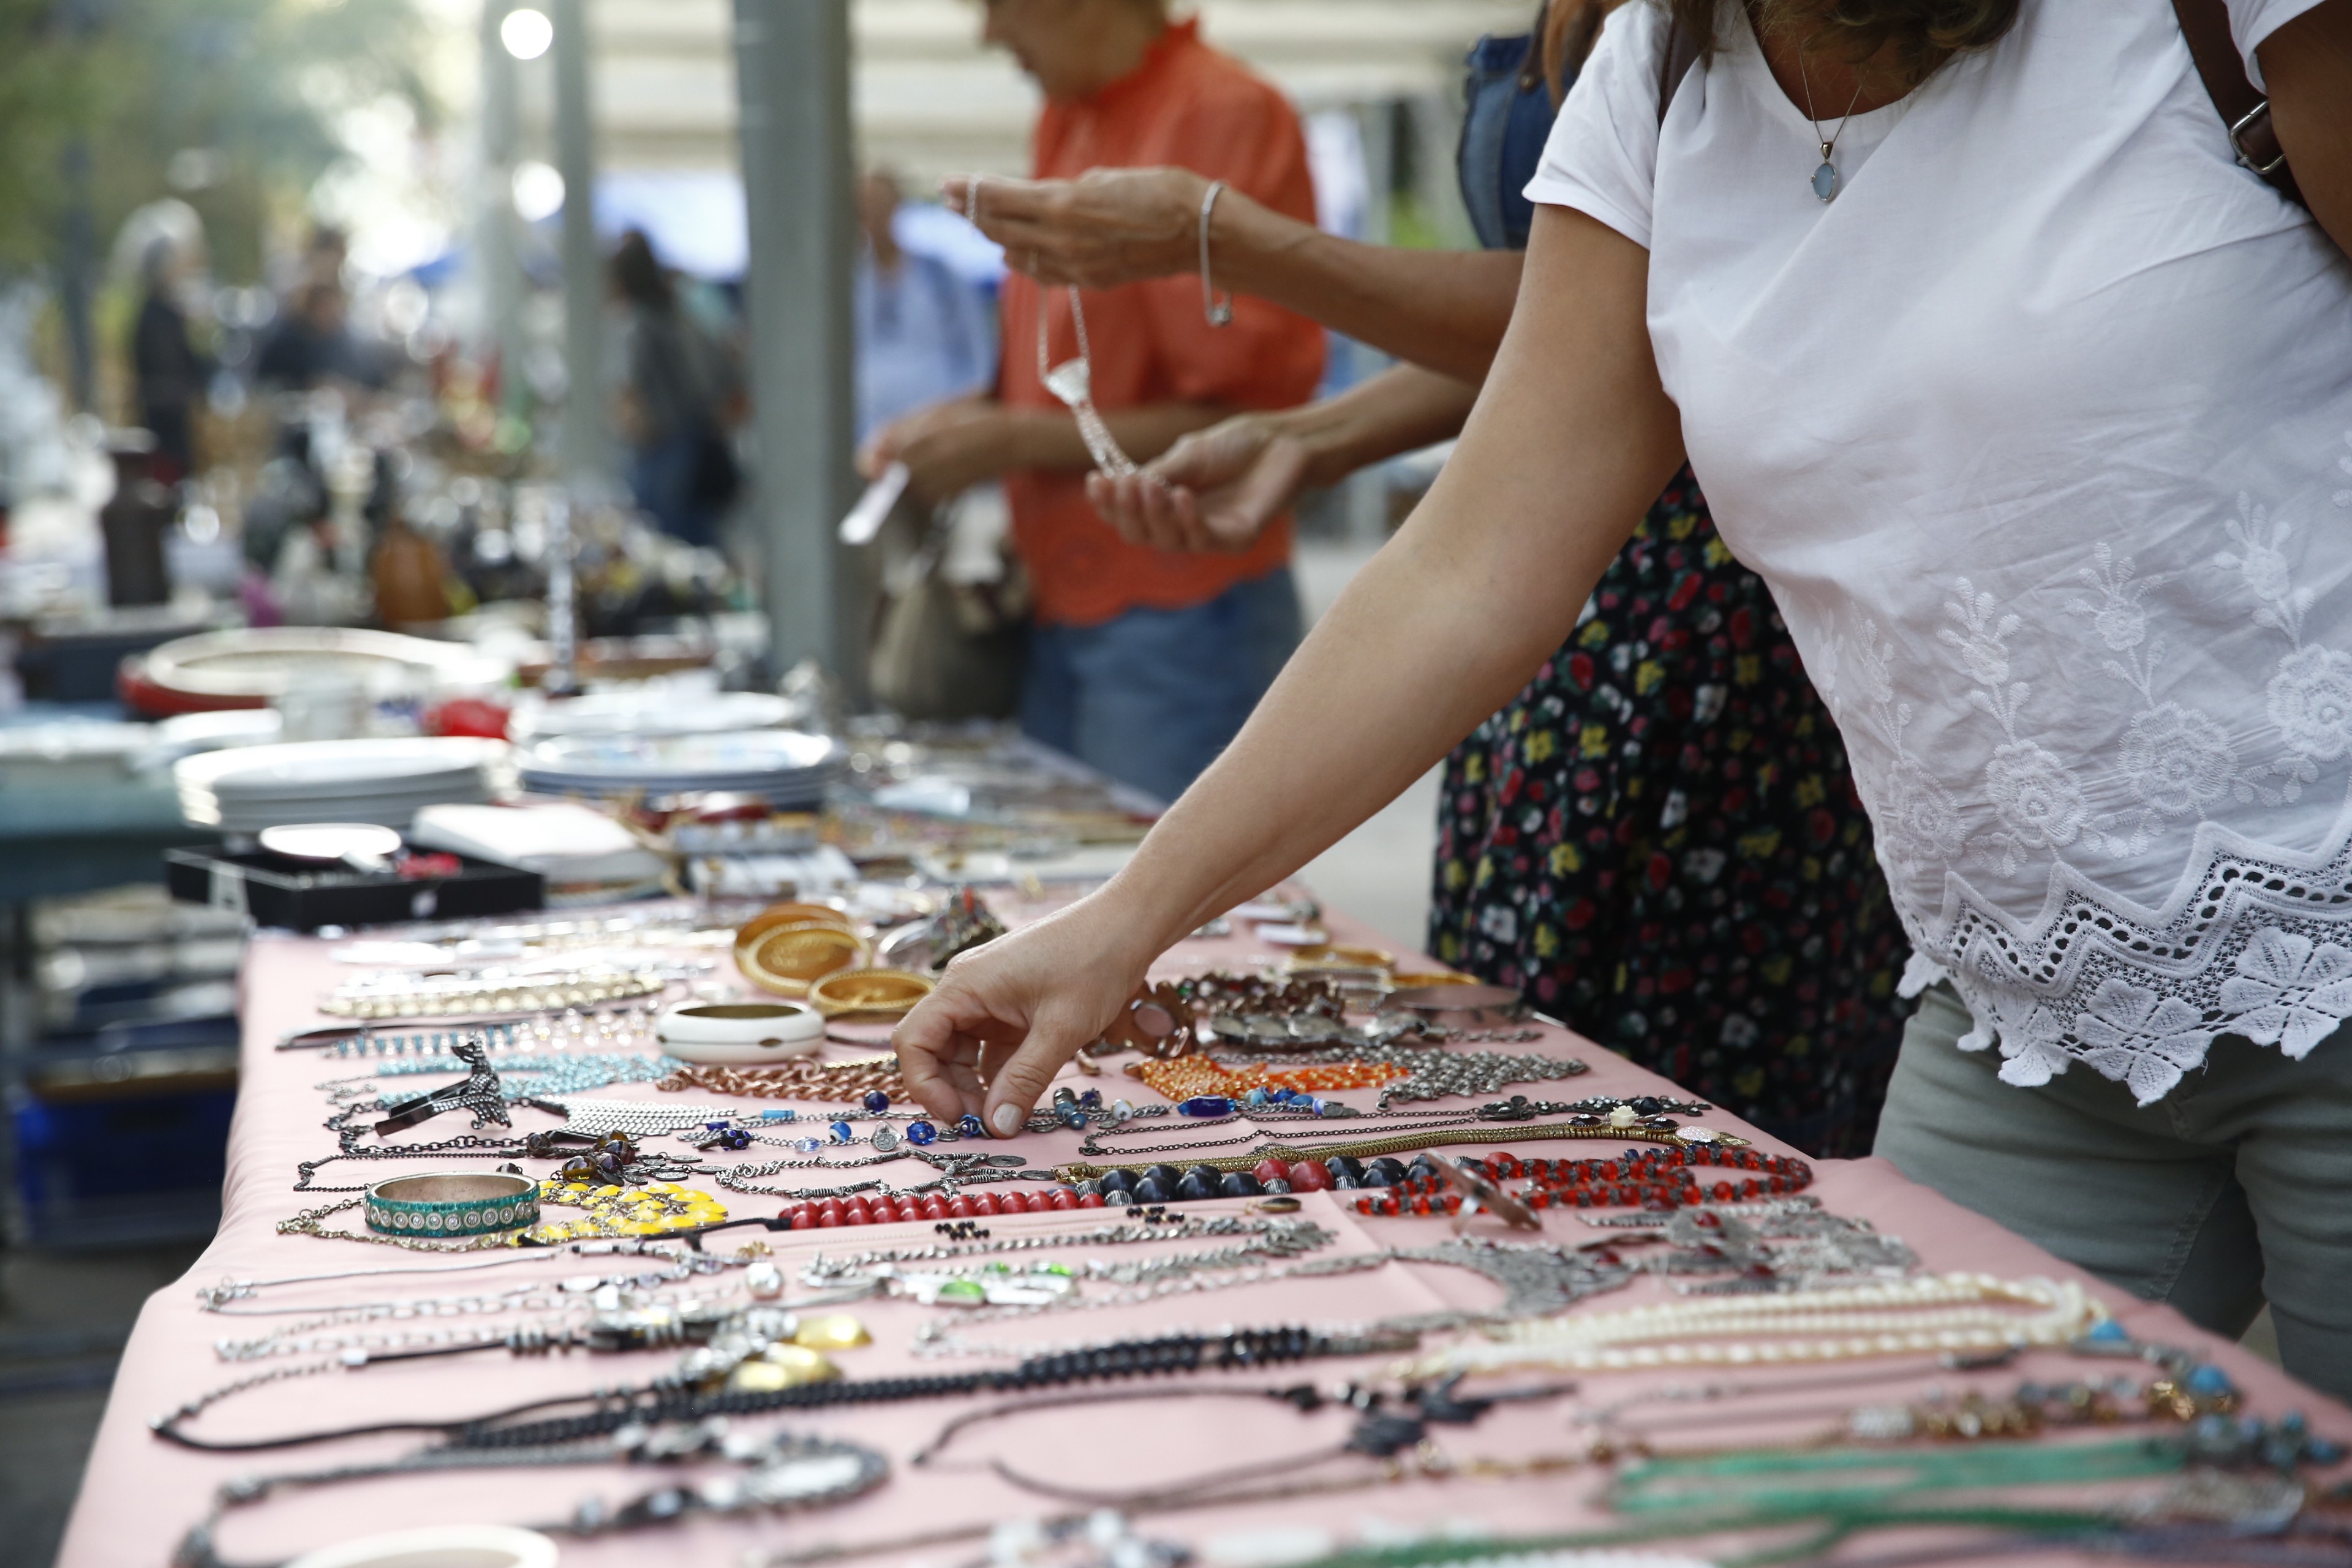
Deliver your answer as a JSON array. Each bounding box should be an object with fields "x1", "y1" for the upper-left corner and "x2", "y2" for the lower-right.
[
  {"x1": 56, "y1": 140, "x2": 95, "y2": 413},
  {"x1": 551, "y1": 0, "x2": 606, "y2": 481},
  {"x1": 731, "y1": 0, "x2": 856, "y2": 683},
  {"x1": 477, "y1": 0, "x2": 530, "y2": 417}
]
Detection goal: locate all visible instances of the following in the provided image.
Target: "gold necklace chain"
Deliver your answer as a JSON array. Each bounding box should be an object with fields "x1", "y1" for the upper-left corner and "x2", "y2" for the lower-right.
[{"x1": 277, "y1": 1196, "x2": 521, "y2": 1253}]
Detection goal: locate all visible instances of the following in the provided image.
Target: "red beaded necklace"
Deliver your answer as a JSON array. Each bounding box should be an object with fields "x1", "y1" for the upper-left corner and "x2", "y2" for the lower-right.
[{"x1": 1352, "y1": 1144, "x2": 1814, "y2": 1219}]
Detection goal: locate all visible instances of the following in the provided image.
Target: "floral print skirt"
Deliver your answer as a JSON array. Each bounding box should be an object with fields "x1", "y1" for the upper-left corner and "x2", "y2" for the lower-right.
[{"x1": 1428, "y1": 468, "x2": 1909, "y2": 1157}]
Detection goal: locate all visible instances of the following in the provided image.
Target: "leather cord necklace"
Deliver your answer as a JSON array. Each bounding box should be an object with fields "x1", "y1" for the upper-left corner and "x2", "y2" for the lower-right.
[
  {"x1": 914, "y1": 1378, "x2": 1578, "y2": 1513},
  {"x1": 173, "y1": 1422, "x2": 889, "y2": 1568}
]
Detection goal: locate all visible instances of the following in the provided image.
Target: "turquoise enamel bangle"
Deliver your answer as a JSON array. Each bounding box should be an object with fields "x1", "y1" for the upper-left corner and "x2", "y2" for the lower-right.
[{"x1": 365, "y1": 1171, "x2": 540, "y2": 1238}]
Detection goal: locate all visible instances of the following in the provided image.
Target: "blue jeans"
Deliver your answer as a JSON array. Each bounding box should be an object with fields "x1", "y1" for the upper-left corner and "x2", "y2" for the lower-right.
[
  {"x1": 1020, "y1": 567, "x2": 1302, "y2": 806},
  {"x1": 627, "y1": 431, "x2": 721, "y2": 549}
]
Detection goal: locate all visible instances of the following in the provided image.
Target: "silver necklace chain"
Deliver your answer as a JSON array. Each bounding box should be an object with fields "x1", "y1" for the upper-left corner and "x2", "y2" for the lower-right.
[
  {"x1": 793, "y1": 1213, "x2": 1268, "y2": 1276},
  {"x1": 214, "y1": 1285, "x2": 745, "y2": 1363},
  {"x1": 1796, "y1": 47, "x2": 1869, "y2": 202},
  {"x1": 917, "y1": 1236, "x2": 1632, "y2": 1361},
  {"x1": 195, "y1": 1236, "x2": 688, "y2": 1310}
]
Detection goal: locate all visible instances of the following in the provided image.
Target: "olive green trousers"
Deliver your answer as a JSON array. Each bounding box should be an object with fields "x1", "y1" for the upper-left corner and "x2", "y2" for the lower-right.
[{"x1": 1874, "y1": 982, "x2": 2352, "y2": 1400}]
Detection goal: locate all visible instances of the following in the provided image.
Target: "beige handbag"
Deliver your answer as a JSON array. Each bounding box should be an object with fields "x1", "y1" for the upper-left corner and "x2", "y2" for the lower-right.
[{"x1": 868, "y1": 485, "x2": 1030, "y2": 722}]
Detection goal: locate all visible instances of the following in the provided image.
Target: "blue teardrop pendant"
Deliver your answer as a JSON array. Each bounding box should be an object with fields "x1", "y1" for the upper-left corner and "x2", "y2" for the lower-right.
[{"x1": 1811, "y1": 159, "x2": 1840, "y2": 202}]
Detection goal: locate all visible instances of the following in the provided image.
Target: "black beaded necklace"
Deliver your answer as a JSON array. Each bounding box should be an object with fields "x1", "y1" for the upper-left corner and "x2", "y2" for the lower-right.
[{"x1": 151, "y1": 1322, "x2": 1421, "y2": 1453}]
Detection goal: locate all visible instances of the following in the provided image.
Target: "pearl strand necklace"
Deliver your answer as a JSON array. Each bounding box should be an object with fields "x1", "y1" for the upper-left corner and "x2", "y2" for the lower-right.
[{"x1": 1404, "y1": 1273, "x2": 2105, "y2": 1378}]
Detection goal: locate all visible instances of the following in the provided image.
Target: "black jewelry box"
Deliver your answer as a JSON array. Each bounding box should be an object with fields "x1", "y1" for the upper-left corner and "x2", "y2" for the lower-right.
[{"x1": 164, "y1": 849, "x2": 545, "y2": 932}]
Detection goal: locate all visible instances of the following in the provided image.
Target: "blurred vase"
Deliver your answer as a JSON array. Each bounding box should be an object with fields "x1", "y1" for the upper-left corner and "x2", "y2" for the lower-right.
[
  {"x1": 371, "y1": 516, "x2": 453, "y2": 627},
  {"x1": 99, "y1": 434, "x2": 174, "y2": 607}
]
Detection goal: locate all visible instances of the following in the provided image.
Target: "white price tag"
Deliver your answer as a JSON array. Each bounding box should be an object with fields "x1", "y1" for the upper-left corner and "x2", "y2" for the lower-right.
[
  {"x1": 838, "y1": 462, "x2": 910, "y2": 546},
  {"x1": 208, "y1": 861, "x2": 249, "y2": 918}
]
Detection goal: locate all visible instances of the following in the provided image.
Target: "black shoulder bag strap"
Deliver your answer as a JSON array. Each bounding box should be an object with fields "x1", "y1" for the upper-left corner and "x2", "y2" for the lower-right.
[{"x1": 2171, "y1": 0, "x2": 2305, "y2": 208}]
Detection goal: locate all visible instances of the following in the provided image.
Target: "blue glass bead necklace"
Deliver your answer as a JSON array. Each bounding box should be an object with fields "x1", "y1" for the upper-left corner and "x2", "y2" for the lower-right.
[{"x1": 1022, "y1": 1085, "x2": 1171, "y2": 1135}]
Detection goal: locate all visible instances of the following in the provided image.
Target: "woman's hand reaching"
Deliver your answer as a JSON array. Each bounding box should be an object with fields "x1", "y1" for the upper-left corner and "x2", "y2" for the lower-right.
[{"x1": 889, "y1": 898, "x2": 1162, "y2": 1137}]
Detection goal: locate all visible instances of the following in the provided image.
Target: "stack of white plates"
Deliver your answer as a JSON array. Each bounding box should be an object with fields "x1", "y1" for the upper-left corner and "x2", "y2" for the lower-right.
[
  {"x1": 175, "y1": 737, "x2": 507, "y2": 833},
  {"x1": 518, "y1": 729, "x2": 843, "y2": 808},
  {"x1": 124, "y1": 627, "x2": 508, "y2": 716},
  {"x1": 507, "y1": 689, "x2": 798, "y2": 742}
]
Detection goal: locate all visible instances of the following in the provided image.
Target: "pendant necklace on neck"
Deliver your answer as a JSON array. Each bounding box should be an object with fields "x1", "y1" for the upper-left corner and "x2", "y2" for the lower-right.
[{"x1": 1797, "y1": 48, "x2": 1868, "y2": 203}]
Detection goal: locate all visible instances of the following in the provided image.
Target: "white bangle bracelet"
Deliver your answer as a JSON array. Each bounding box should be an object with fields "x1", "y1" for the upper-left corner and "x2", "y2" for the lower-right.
[
  {"x1": 656, "y1": 1000, "x2": 826, "y2": 1064},
  {"x1": 1199, "y1": 179, "x2": 1234, "y2": 326}
]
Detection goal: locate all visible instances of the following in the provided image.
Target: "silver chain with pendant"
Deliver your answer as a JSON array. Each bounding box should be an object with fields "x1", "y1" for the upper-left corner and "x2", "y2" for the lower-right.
[
  {"x1": 1598, "y1": 1200, "x2": 1918, "y2": 1292},
  {"x1": 889, "y1": 1221, "x2": 1343, "y2": 1331},
  {"x1": 913, "y1": 1234, "x2": 1632, "y2": 1359},
  {"x1": 1797, "y1": 48, "x2": 1869, "y2": 202}
]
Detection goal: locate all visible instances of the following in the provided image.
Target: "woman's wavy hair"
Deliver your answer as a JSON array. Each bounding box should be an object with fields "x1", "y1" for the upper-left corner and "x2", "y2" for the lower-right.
[{"x1": 1665, "y1": 0, "x2": 2021, "y2": 81}]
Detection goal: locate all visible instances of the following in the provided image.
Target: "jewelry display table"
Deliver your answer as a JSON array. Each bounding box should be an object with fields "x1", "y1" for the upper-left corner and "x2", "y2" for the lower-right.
[{"x1": 55, "y1": 894, "x2": 2351, "y2": 1568}]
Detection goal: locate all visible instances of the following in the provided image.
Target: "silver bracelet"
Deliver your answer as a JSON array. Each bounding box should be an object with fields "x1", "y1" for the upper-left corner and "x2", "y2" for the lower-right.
[{"x1": 1199, "y1": 178, "x2": 1233, "y2": 326}]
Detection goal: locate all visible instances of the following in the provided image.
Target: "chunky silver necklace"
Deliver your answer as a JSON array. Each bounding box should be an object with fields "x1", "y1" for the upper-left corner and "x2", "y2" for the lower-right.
[
  {"x1": 195, "y1": 1236, "x2": 687, "y2": 1310},
  {"x1": 869, "y1": 1221, "x2": 1341, "y2": 1327},
  {"x1": 1614, "y1": 1202, "x2": 1919, "y2": 1294},
  {"x1": 203, "y1": 1253, "x2": 729, "y2": 1322},
  {"x1": 792, "y1": 1213, "x2": 1270, "y2": 1278},
  {"x1": 561, "y1": 1098, "x2": 746, "y2": 1135},
  {"x1": 916, "y1": 1236, "x2": 1632, "y2": 1360},
  {"x1": 212, "y1": 1284, "x2": 747, "y2": 1363},
  {"x1": 714, "y1": 1146, "x2": 1062, "y2": 1204}
]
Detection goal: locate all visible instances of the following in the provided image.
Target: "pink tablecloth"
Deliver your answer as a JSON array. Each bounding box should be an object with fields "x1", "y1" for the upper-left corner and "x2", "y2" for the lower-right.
[{"x1": 55, "y1": 894, "x2": 2351, "y2": 1568}]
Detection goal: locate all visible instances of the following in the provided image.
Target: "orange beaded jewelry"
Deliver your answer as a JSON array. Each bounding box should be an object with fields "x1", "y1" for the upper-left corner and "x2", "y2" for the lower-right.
[{"x1": 1131, "y1": 1056, "x2": 1408, "y2": 1103}]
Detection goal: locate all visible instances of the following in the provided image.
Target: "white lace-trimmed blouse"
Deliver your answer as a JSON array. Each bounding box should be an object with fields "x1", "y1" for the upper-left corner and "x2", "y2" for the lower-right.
[{"x1": 1527, "y1": 0, "x2": 2352, "y2": 1103}]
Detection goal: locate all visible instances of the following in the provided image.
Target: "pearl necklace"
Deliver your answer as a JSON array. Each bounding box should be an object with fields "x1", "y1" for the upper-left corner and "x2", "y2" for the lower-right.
[
  {"x1": 318, "y1": 966, "x2": 674, "y2": 1020},
  {"x1": 1404, "y1": 1273, "x2": 2106, "y2": 1378}
]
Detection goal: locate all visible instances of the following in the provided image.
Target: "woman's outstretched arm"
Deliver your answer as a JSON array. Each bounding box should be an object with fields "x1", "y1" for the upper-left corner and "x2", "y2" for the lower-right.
[
  {"x1": 951, "y1": 170, "x2": 1523, "y2": 383},
  {"x1": 891, "y1": 205, "x2": 1683, "y2": 1135}
]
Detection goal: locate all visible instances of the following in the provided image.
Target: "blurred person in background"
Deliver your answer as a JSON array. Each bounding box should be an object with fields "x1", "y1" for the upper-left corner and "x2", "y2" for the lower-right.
[
  {"x1": 856, "y1": 168, "x2": 996, "y2": 445},
  {"x1": 610, "y1": 228, "x2": 739, "y2": 548},
  {"x1": 949, "y1": 0, "x2": 1904, "y2": 1155},
  {"x1": 862, "y1": 0, "x2": 1324, "y2": 805},
  {"x1": 131, "y1": 236, "x2": 210, "y2": 483},
  {"x1": 254, "y1": 277, "x2": 381, "y2": 392}
]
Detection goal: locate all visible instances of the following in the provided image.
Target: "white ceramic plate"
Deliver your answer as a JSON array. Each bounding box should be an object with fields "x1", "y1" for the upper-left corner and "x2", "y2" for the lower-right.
[
  {"x1": 282, "y1": 1524, "x2": 558, "y2": 1568},
  {"x1": 518, "y1": 728, "x2": 838, "y2": 782},
  {"x1": 509, "y1": 690, "x2": 797, "y2": 741},
  {"x1": 138, "y1": 627, "x2": 505, "y2": 702},
  {"x1": 178, "y1": 737, "x2": 505, "y2": 796}
]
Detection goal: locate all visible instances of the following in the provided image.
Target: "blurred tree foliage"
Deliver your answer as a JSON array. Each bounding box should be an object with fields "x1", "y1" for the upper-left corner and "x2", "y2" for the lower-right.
[
  {"x1": 0, "y1": 0, "x2": 434, "y2": 281},
  {"x1": 0, "y1": 0, "x2": 85, "y2": 269}
]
